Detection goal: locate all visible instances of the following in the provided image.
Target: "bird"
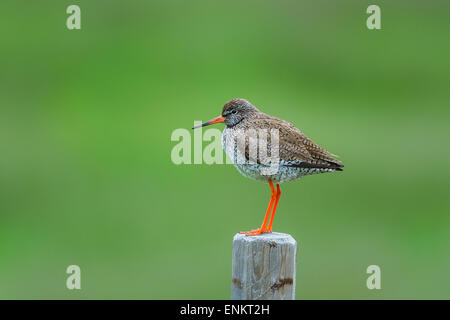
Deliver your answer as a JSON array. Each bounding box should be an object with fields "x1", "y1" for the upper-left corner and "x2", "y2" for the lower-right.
[{"x1": 192, "y1": 98, "x2": 344, "y2": 236}]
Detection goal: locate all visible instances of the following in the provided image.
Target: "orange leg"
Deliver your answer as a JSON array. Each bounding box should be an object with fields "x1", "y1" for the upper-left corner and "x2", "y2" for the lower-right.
[
  {"x1": 267, "y1": 184, "x2": 281, "y2": 232},
  {"x1": 240, "y1": 179, "x2": 277, "y2": 236}
]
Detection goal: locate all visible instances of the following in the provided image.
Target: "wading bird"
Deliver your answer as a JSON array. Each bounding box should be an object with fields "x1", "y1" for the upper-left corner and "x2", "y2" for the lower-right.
[{"x1": 193, "y1": 99, "x2": 343, "y2": 236}]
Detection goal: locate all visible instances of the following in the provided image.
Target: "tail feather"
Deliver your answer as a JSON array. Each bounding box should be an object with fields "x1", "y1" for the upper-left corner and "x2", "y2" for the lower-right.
[{"x1": 286, "y1": 160, "x2": 344, "y2": 171}]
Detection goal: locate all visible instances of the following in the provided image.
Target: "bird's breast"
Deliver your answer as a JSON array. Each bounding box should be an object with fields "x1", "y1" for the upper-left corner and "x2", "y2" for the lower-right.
[{"x1": 221, "y1": 127, "x2": 236, "y2": 162}]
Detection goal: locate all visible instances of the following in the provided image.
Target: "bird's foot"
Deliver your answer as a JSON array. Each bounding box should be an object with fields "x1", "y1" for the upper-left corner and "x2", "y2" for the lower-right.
[{"x1": 240, "y1": 228, "x2": 271, "y2": 236}]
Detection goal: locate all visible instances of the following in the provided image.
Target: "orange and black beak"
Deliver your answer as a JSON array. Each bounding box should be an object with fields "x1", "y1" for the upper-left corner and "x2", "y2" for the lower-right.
[{"x1": 192, "y1": 115, "x2": 225, "y2": 129}]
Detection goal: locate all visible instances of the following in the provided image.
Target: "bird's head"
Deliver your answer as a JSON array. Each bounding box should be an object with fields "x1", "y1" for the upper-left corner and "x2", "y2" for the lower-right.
[{"x1": 192, "y1": 98, "x2": 258, "y2": 129}]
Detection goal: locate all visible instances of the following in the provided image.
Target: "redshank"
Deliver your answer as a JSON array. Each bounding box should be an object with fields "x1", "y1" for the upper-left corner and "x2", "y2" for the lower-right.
[{"x1": 193, "y1": 98, "x2": 344, "y2": 236}]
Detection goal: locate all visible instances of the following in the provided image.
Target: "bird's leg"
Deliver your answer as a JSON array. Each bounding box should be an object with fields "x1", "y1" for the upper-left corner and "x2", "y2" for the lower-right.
[
  {"x1": 240, "y1": 179, "x2": 276, "y2": 236},
  {"x1": 267, "y1": 184, "x2": 281, "y2": 232}
]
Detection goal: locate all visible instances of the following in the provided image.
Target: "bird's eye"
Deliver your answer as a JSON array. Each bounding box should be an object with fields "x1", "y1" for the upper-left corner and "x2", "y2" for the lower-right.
[{"x1": 232, "y1": 110, "x2": 237, "y2": 114}]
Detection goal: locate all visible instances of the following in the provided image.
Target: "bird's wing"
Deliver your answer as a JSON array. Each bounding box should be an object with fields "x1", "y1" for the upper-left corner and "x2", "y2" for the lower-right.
[{"x1": 246, "y1": 115, "x2": 344, "y2": 170}]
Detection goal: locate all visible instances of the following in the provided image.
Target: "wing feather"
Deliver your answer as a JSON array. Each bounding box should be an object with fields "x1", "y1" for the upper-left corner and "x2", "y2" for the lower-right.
[{"x1": 246, "y1": 114, "x2": 344, "y2": 170}]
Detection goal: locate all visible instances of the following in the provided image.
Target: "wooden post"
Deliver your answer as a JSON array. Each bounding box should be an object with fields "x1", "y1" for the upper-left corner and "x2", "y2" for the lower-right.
[{"x1": 231, "y1": 232, "x2": 297, "y2": 300}]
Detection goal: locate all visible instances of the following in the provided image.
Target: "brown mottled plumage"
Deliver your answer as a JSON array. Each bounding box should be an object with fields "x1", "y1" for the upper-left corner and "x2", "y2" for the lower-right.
[{"x1": 222, "y1": 98, "x2": 343, "y2": 171}]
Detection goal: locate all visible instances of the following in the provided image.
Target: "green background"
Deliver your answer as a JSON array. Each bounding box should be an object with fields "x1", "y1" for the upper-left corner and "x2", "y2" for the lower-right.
[{"x1": 1, "y1": 0, "x2": 449, "y2": 299}]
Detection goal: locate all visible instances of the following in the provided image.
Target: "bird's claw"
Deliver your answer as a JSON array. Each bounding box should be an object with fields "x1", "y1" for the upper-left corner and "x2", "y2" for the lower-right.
[{"x1": 240, "y1": 228, "x2": 271, "y2": 236}]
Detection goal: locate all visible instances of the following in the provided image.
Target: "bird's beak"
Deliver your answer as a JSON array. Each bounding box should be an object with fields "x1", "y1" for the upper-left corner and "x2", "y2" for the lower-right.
[{"x1": 192, "y1": 115, "x2": 225, "y2": 129}]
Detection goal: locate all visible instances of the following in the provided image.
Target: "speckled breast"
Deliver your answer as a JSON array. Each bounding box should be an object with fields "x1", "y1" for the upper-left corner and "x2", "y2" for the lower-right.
[{"x1": 221, "y1": 127, "x2": 327, "y2": 184}]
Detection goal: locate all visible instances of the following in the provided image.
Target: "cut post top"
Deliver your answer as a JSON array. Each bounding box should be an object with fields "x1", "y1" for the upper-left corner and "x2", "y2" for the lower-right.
[{"x1": 233, "y1": 232, "x2": 296, "y2": 245}]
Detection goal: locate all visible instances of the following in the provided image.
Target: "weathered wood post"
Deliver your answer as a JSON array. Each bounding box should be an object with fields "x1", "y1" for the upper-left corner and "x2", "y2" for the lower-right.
[{"x1": 231, "y1": 232, "x2": 297, "y2": 300}]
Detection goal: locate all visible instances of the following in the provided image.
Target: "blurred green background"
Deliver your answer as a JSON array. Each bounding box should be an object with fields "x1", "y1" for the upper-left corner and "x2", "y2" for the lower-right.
[{"x1": 1, "y1": 0, "x2": 450, "y2": 299}]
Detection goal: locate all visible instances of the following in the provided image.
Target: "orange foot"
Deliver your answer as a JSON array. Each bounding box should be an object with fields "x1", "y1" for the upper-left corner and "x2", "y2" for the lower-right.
[{"x1": 240, "y1": 228, "x2": 271, "y2": 236}]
